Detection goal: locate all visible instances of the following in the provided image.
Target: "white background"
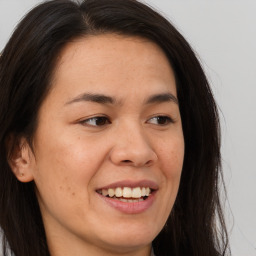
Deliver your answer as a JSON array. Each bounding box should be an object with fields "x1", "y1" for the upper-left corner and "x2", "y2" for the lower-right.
[{"x1": 0, "y1": 0, "x2": 256, "y2": 255}]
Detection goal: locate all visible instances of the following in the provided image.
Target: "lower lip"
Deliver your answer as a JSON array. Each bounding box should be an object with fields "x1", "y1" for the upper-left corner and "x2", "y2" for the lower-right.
[{"x1": 97, "y1": 191, "x2": 156, "y2": 214}]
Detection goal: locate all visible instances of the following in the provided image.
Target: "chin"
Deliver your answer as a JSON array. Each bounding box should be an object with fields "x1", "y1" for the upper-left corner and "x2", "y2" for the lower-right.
[
  {"x1": 98, "y1": 237, "x2": 153, "y2": 254},
  {"x1": 96, "y1": 225, "x2": 158, "y2": 251}
]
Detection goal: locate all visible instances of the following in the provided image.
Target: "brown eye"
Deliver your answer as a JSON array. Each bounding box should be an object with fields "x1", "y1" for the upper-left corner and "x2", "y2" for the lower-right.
[
  {"x1": 81, "y1": 116, "x2": 111, "y2": 127},
  {"x1": 147, "y1": 116, "x2": 173, "y2": 125}
]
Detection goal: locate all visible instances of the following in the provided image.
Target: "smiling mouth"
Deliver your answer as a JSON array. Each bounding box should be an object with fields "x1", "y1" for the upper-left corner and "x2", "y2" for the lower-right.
[{"x1": 96, "y1": 187, "x2": 153, "y2": 203}]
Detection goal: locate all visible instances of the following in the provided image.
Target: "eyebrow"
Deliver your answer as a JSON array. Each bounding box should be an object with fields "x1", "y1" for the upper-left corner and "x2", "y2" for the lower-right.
[
  {"x1": 65, "y1": 93, "x2": 116, "y2": 105},
  {"x1": 65, "y1": 92, "x2": 178, "y2": 106},
  {"x1": 145, "y1": 93, "x2": 178, "y2": 105}
]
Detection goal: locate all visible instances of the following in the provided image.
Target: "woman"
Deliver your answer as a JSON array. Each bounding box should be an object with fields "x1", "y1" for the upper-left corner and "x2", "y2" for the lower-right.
[{"x1": 0, "y1": 0, "x2": 229, "y2": 255}]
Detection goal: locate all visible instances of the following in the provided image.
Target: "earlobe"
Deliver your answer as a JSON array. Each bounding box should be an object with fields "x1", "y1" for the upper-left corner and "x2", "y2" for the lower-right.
[{"x1": 7, "y1": 135, "x2": 35, "y2": 183}]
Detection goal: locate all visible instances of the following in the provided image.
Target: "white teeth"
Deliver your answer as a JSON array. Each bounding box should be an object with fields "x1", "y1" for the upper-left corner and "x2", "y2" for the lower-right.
[
  {"x1": 108, "y1": 188, "x2": 115, "y2": 197},
  {"x1": 141, "y1": 187, "x2": 146, "y2": 197},
  {"x1": 99, "y1": 187, "x2": 152, "y2": 198},
  {"x1": 132, "y1": 187, "x2": 142, "y2": 198},
  {"x1": 146, "y1": 187, "x2": 150, "y2": 196},
  {"x1": 123, "y1": 187, "x2": 132, "y2": 198},
  {"x1": 115, "y1": 187, "x2": 123, "y2": 197}
]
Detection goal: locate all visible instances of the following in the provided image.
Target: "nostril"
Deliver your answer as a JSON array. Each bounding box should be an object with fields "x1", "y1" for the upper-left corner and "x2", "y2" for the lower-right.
[
  {"x1": 120, "y1": 159, "x2": 153, "y2": 167},
  {"x1": 145, "y1": 160, "x2": 152, "y2": 166}
]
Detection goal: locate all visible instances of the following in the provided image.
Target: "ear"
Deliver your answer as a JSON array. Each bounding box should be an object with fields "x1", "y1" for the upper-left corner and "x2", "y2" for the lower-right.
[{"x1": 7, "y1": 135, "x2": 35, "y2": 183}]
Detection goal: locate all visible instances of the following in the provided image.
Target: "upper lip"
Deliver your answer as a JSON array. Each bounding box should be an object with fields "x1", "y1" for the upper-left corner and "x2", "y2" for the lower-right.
[{"x1": 96, "y1": 179, "x2": 159, "y2": 190}]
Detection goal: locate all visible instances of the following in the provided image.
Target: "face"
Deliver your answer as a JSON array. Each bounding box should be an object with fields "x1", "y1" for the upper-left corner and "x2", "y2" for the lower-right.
[{"x1": 26, "y1": 34, "x2": 184, "y2": 255}]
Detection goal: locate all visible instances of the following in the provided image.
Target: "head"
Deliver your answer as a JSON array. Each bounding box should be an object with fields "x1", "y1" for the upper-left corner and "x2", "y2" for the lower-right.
[{"x1": 0, "y1": 1, "x2": 228, "y2": 256}]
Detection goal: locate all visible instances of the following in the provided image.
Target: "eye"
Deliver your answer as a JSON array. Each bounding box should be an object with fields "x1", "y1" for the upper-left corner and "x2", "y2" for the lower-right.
[
  {"x1": 80, "y1": 116, "x2": 111, "y2": 127},
  {"x1": 147, "y1": 116, "x2": 173, "y2": 126}
]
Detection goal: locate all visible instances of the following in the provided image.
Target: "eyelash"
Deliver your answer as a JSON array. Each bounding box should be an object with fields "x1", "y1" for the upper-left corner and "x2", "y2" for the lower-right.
[
  {"x1": 79, "y1": 115, "x2": 174, "y2": 127},
  {"x1": 80, "y1": 116, "x2": 111, "y2": 127},
  {"x1": 147, "y1": 116, "x2": 174, "y2": 126}
]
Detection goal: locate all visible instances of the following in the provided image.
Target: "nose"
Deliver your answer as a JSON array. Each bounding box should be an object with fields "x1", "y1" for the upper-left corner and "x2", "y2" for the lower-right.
[{"x1": 109, "y1": 124, "x2": 158, "y2": 167}]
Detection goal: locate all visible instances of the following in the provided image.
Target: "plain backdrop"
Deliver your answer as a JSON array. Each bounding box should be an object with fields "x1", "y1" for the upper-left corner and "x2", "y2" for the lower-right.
[{"x1": 0, "y1": 0, "x2": 256, "y2": 255}]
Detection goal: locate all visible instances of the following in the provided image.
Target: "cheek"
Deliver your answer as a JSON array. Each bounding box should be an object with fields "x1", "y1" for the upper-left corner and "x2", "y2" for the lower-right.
[
  {"x1": 151, "y1": 135, "x2": 184, "y2": 227},
  {"x1": 33, "y1": 139, "x2": 104, "y2": 224},
  {"x1": 33, "y1": 132, "x2": 104, "y2": 203},
  {"x1": 158, "y1": 135, "x2": 184, "y2": 205},
  {"x1": 158, "y1": 135, "x2": 184, "y2": 179}
]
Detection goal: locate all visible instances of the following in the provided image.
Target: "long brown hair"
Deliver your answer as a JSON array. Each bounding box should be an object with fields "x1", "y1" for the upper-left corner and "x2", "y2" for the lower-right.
[{"x1": 0, "y1": 0, "x2": 229, "y2": 255}]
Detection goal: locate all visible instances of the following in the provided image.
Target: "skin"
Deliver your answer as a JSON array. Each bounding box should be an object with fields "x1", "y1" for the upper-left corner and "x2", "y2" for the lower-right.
[{"x1": 11, "y1": 34, "x2": 184, "y2": 256}]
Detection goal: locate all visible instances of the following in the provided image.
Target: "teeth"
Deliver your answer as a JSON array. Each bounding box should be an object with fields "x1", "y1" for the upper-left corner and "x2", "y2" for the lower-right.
[
  {"x1": 99, "y1": 187, "x2": 152, "y2": 198},
  {"x1": 123, "y1": 187, "x2": 132, "y2": 198},
  {"x1": 102, "y1": 189, "x2": 108, "y2": 196},
  {"x1": 108, "y1": 188, "x2": 115, "y2": 197},
  {"x1": 146, "y1": 187, "x2": 150, "y2": 196},
  {"x1": 119, "y1": 198, "x2": 141, "y2": 203},
  {"x1": 115, "y1": 187, "x2": 122, "y2": 197},
  {"x1": 132, "y1": 187, "x2": 142, "y2": 198},
  {"x1": 141, "y1": 187, "x2": 146, "y2": 197}
]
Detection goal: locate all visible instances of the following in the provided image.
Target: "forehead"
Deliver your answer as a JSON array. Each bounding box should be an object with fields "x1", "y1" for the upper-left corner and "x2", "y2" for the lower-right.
[
  {"x1": 56, "y1": 34, "x2": 169, "y2": 67},
  {"x1": 49, "y1": 34, "x2": 177, "y2": 102}
]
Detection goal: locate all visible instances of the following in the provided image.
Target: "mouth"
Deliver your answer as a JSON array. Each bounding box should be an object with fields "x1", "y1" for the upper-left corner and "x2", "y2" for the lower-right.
[
  {"x1": 95, "y1": 180, "x2": 158, "y2": 213},
  {"x1": 96, "y1": 187, "x2": 153, "y2": 203}
]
